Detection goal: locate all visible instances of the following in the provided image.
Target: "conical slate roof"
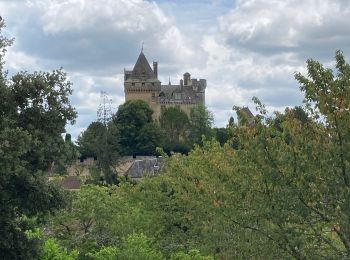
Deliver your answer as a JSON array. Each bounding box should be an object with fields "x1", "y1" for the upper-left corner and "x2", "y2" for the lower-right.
[{"x1": 131, "y1": 52, "x2": 156, "y2": 80}]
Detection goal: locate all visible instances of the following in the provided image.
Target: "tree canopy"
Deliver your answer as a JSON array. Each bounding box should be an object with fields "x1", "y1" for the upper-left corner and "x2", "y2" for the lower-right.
[
  {"x1": 188, "y1": 104, "x2": 214, "y2": 146},
  {"x1": 111, "y1": 100, "x2": 163, "y2": 156},
  {"x1": 0, "y1": 18, "x2": 76, "y2": 259}
]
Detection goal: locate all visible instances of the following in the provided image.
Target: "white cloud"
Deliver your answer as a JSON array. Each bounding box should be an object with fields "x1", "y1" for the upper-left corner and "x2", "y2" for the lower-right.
[
  {"x1": 4, "y1": 48, "x2": 40, "y2": 72},
  {"x1": 28, "y1": 0, "x2": 195, "y2": 66},
  {"x1": 218, "y1": 0, "x2": 350, "y2": 58},
  {"x1": 39, "y1": 0, "x2": 168, "y2": 34},
  {"x1": 2, "y1": 0, "x2": 350, "y2": 134}
]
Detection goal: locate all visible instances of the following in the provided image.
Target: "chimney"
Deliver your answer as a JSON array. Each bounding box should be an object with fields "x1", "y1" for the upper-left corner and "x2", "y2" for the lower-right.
[{"x1": 153, "y1": 61, "x2": 158, "y2": 78}]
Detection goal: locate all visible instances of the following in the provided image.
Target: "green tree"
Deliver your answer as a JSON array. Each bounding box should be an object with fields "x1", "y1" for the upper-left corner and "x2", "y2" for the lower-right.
[
  {"x1": 213, "y1": 127, "x2": 231, "y2": 146},
  {"x1": 0, "y1": 18, "x2": 76, "y2": 259},
  {"x1": 40, "y1": 238, "x2": 78, "y2": 260},
  {"x1": 77, "y1": 121, "x2": 119, "y2": 184},
  {"x1": 228, "y1": 116, "x2": 235, "y2": 127},
  {"x1": 116, "y1": 233, "x2": 164, "y2": 260},
  {"x1": 159, "y1": 106, "x2": 191, "y2": 154},
  {"x1": 160, "y1": 106, "x2": 189, "y2": 142},
  {"x1": 55, "y1": 134, "x2": 80, "y2": 175},
  {"x1": 170, "y1": 250, "x2": 213, "y2": 260},
  {"x1": 188, "y1": 104, "x2": 214, "y2": 146},
  {"x1": 223, "y1": 50, "x2": 350, "y2": 258},
  {"x1": 48, "y1": 184, "x2": 163, "y2": 257},
  {"x1": 10, "y1": 69, "x2": 77, "y2": 172},
  {"x1": 77, "y1": 122, "x2": 106, "y2": 159},
  {"x1": 112, "y1": 100, "x2": 163, "y2": 156}
]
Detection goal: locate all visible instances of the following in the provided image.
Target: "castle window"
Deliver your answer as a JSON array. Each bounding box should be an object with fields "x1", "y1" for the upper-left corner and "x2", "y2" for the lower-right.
[
  {"x1": 152, "y1": 83, "x2": 155, "y2": 86},
  {"x1": 142, "y1": 83, "x2": 145, "y2": 86},
  {"x1": 132, "y1": 83, "x2": 135, "y2": 86},
  {"x1": 152, "y1": 93, "x2": 155, "y2": 97}
]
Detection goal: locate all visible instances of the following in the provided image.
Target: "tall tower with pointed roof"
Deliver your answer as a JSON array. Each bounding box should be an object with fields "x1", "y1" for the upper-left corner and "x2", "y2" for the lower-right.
[
  {"x1": 124, "y1": 51, "x2": 161, "y2": 117},
  {"x1": 124, "y1": 52, "x2": 206, "y2": 120}
]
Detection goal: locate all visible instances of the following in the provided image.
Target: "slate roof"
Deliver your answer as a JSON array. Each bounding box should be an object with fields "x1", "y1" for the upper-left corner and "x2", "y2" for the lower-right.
[
  {"x1": 240, "y1": 107, "x2": 254, "y2": 118},
  {"x1": 130, "y1": 52, "x2": 156, "y2": 80},
  {"x1": 117, "y1": 157, "x2": 163, "y2": 181}
]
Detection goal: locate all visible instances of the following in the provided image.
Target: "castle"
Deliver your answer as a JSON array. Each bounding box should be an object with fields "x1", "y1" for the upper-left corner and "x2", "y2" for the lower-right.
[{"x1": 124, "y1": 51, "x2": 206, "y2": 120}]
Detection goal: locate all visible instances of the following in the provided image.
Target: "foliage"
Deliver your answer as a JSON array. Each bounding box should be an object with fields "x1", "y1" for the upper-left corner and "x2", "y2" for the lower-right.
[
  {"x1": 160, "y1": 106, "x2": 189, "y2": 143},
  {"x1": 218, "y1": 50, "x2": 350, "y2": 258},
  {"x1": 55, "y1": 133, "x2": 80, "y2": 175},
  {"x1": 10, "y1": 69, "x2": 77, "y2": 171},
  {"x1": 111, "y1": 100, "x2": 163, "y2": 155},
  {"x1": 48, "y1": 184, "x2": 163, "y2": 256},
  {"x1": 188, "y1": 104, "x2": 214, "y2": 146},
  {"x1": 170, "y1": 250, "x2": 213, "y2": 260},
  {"x1": 212, "y1": 127, "x2": 232, "y2": 146},
  {"x1": 77, "y1": 122, "x2": 105, "y2": 159},
  {"x1": 77, "y1": 121, "x2": 119, "y2": 184},
  {"x1": 87, "y1": 246, "x2": 118, "y2": 260},
  {"x1": 40, "y1": 238, "x2": 78, "y2": 260},
  {"x1": 228, "y1": 116, "x2": 235, "y2": 127},
  {"x1": 0, "y1": 18, "x2": 75, "y2": 259},
  {"x1": 159, "y1": 106, "x2": 191, "y2": 154},
  {"x1": 116, "y1": 233, "x2": 164, "y2": 260}
]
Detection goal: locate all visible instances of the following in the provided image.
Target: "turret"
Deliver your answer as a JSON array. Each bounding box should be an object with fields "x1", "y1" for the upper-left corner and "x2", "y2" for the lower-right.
[{"x1": 183, "y1": 72, "x2": 191, "y2": 86}]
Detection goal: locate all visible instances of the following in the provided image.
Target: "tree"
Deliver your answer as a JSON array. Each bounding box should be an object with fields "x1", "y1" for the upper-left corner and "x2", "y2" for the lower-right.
[
  {"x1": 48, "y1": 184, "x2": 164, "y2": 257},
  {"x1": 10, "y1": 69, "x2": 77, "y2": 171},
  {"x1": 159, "y1": 106, "x2": 191, "y2": 154},
  {"x1": 223, "y1": 50, "x2": 350, "y2": 259},
  {"x1": 77, "y1": 121, "x2": 119, "y2": 184},
  {"x1": 48, "y1": 181, "x2": 216, "y2": 259},
  {"x1": 40, "y1": 238, "x2": 78, "y2": 260},
  {"x1": 54, "y1": 133, "x2": 80, "y2": 175},
  {"x1": 213, "y1": 127, "x2": 232, "y2": 146},
  {"x1": 0, "y1": 18, "x2": 76, "y2": 259},
  {"x1": 160, "y1": 106, "x2": 189, "y2": 143},
  {"x1": 77, "y1": 122, "x2": 106, "y2": 159},
  {"x1": 228, "y1": 116, "x2": 235, "y2": 127},
  {"x1": 112, "y1": 100, "x2": 163, "y2": 156},
  {"x1": 188, "y1": 104, "x2": 214, "y2": 146}
]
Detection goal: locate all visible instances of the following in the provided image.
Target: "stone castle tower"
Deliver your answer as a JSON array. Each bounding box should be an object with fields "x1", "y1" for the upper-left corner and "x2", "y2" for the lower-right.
[{"x1": 124, "y1": 51, "x2": 206, "y2": 120}]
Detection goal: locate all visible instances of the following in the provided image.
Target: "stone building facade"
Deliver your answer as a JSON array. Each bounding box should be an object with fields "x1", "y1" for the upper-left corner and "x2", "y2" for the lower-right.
[{"x1": 124, "y1": 51, "x2": 206, "y2": 120}]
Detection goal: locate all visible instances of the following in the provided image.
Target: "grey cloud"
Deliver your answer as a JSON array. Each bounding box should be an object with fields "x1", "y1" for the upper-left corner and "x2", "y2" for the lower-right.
[{"x1": 219, "y1": 0, "x2": 350, "y2": 62}]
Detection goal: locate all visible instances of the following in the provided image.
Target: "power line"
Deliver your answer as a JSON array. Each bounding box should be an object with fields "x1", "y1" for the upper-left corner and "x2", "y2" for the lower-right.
[{"x1": 97, "y1": 91, "x2": 113, "y2": 126}]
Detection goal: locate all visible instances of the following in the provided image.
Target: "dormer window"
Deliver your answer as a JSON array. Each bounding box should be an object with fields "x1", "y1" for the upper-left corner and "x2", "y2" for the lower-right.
[{"x1": 174, "y1": 93, "x2": 182, "y2": 100}]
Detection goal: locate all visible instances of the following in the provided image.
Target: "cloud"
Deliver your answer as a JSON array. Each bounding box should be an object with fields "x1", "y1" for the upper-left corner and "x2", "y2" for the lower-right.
[
  {"x1": 190, "y1": 0, "x2": 350, "y2": 125},
  {"x1": 218, "y1": 0, "x2": 350, "y2": 60},
  {"x1": 2, "y1": 0, "x2": 350, "y2": 137},
  {"x1": 10, "y1": 0, "x2": 195, "y2": 73}
]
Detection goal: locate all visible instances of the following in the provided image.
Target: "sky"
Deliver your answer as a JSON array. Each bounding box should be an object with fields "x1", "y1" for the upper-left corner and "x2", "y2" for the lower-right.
[{"x1": 1, "y1": 0, "x2": 350, "y2": 139}]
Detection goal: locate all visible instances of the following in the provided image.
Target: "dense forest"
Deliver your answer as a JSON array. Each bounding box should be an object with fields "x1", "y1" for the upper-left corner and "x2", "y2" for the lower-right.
[{"x1": 2, "y1": 16, "x2": 350, "y2": 259}]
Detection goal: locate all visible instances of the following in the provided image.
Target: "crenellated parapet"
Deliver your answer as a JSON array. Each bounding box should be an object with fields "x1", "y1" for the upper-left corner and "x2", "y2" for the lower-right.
[{"x1": 124, "y1": 82, "x2": 161, "y2": 92}]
